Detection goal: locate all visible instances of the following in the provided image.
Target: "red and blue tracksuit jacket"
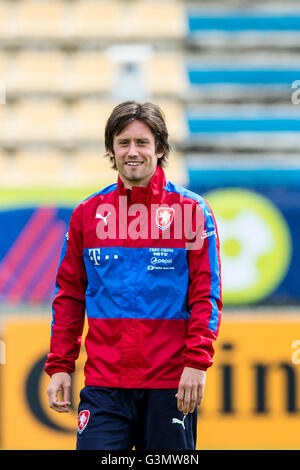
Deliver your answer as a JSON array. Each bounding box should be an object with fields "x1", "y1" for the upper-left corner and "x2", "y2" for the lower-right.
[{"x1": 45, "y1": 166, "x2": 222, "y2": 388}]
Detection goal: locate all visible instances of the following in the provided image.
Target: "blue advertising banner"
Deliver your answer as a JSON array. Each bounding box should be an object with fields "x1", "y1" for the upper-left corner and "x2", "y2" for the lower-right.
[
  {"x1": 187, "y1": 163, "x2": 299, "y2": 306},
  {"x1": 0, "y1": 206, "x2": 71, "y2": 304}
]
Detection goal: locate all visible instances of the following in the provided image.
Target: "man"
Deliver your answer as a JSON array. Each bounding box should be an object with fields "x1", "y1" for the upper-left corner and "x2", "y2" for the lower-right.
[{"x1": 45, "y1": 101, "x2": 222, "y2": 450}]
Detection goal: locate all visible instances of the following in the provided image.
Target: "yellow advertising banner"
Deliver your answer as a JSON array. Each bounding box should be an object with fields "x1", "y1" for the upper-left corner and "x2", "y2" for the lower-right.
[
  {"x1": 1, "y1": 312, "x2": 300, "y2": 450},
  {"x1": 1, "y1": 315, "x2": 86, "y2": 450}
]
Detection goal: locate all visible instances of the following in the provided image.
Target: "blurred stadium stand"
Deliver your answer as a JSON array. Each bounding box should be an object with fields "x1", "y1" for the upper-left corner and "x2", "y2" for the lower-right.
[
  {"x1": 0, "y1": 0, "x2": 299, "y2": 183},
  {"x1": 183, "y1": 2, "x2": 300, "y2": 159},
  {"x1": 0, "y1": 0, "x2": 186, "y2": 187}
]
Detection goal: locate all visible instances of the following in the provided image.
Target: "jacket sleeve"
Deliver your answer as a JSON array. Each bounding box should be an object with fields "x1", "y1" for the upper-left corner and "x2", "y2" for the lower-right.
[
  {"x1": 184, "y1": 199, "x2": 222, "y2": 371},
  {"x1": 44, "y1": 204, "x2": 87, "y2": 376}
]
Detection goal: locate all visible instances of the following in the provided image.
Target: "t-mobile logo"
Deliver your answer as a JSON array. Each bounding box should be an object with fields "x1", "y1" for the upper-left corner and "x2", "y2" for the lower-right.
[
  {"x1": 88, "y1": 248, "x2": 101, "y2": 265},
  {"x1": 88, "y1": 248, "x2": 119, "y2": 266}
]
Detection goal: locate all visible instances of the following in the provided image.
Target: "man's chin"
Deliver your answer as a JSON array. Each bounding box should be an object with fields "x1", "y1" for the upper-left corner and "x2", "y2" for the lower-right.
[{"x1": 123, "y1": 170, "x2": 145, "y2": 182}]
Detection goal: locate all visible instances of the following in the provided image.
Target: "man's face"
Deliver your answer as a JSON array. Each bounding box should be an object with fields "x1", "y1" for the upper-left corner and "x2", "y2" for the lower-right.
[{"x1": 111, "y1": 120, "x2": 163, "y2": 189}]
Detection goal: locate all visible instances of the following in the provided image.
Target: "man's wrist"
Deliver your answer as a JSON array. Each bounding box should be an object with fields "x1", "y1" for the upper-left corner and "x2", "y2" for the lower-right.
[{"x1": 183, "y1": 362, "x2": 207, "y2": 371}]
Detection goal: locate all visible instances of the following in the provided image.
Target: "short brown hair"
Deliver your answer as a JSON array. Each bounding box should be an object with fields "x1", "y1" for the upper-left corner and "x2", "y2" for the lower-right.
[{"x1": 104, "y1": 101, "x2": 171, "y2": 169}]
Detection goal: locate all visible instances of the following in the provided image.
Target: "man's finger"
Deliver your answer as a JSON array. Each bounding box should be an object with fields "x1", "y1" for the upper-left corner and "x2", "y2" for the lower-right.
[
  {"x1": 62, "y1": 383, "x2": 71, "y2": 405},
  {"x1": 50, "y1": 401, "x2": 70, "y2": 413},
  {"x1": 47, "y1": 385, "x2": 70, "y2": 412},
  {"x1": 47, "y1": 387, "x2": 58, "y2": 408},
  {"x1": 175, "y1": 389, "x2": 184, "y2": 412},
  {"x1": 183, "y1": 387, "x2": 191, "y2": 415},
  {"x1": 47, "y1": 372, "x2": 72, "y2": 413},
  {"x1": 197, "y1": 383, "x2": 205, "y2": 407},
  {"x1": 189, "y1": 386, "x2": 198, "y2": 413}
]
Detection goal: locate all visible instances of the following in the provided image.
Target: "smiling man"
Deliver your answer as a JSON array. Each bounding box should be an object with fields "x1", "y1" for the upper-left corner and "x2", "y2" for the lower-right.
[{"x1": 45, "y1": 101, "x2": 222, "y2": 451}]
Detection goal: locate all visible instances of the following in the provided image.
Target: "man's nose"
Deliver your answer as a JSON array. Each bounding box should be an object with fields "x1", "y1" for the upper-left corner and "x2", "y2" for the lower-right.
[{"x1": 127, "y1": 141, "x2": 138, "y2": 156}]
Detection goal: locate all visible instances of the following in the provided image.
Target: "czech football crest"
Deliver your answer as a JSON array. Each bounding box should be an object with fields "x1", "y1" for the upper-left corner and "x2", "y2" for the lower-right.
[
  {"x1": 77, "y1": 410, "x2": 90, "y2": 434},
  {"x1": 156, "y1": 207, "x2": 175, "y2": 230}
]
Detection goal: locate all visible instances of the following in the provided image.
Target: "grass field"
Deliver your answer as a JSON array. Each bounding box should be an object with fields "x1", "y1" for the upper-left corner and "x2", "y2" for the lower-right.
[{"x1": 0, "y1": 186, "x2": 111, "y2": 208}]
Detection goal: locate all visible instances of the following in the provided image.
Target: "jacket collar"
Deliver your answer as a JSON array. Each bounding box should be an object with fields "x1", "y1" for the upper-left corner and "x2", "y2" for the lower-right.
[{"x1": 117, "y1": 165, "x2": 167, "y2": 203}]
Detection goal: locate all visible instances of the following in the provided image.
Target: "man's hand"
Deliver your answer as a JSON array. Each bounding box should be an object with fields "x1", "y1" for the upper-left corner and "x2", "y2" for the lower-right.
[
  {"x1": 47, "y1": 372, "x2": 71, "y2": 413},
  {"x1": 175, "y1": 367, "x2": 206, "y2": 415}
]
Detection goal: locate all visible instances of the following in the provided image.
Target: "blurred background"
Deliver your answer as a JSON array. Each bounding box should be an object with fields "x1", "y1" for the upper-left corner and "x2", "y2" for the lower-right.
[{"x1": 0, "y1": 0, "x2": 300, "y2": 450}]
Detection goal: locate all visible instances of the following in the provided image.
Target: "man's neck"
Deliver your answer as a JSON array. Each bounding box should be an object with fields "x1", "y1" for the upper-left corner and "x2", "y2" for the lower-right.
[{"x1": 119, "y1": 173, "x2": 154, "y2": 190}]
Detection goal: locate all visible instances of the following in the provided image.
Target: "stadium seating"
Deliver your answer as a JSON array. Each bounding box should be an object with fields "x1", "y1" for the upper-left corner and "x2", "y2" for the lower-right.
[
  {"x1": 1, "y1": 0, "x2": 184, "y2": 41},
  {"x1": 67, "y1": 51, "x2": 115, "y2": 95},
  {"x1": 0, "y1": 101, "x2": 11, "y2": 143},
  {"x1": 1, "y1": 0, "x2": 300, "y2": 189},
  {"x1": 0, "y1": 151, "x2": 7, "y2": 177},
  {"x1": 154, "y1": 99, "x2": 185, "y2": 141},
  {"x1": 144, "y1": 54, "x2": 186, "y2": 96},
  {"x1": 187, "y1": 9, "x2": 300, "y2": 33},
  {"x1": 7, "y1": 99, "x2": 66, "y2": 143},
  {"x1": 69, "y1": 0, "x2": 184, "y2": 40},
  {"x1": 0, "y1": 2, "x2": 12, "y2": 40},
  {"x1": 2, "y1": 50, "x2": 115, "y2": 96},
  {"x1": 11, "y1": 51, "x2": 66, "y2": 94},
  {"x1": 183, "y1": 3, "x2": 300, "y2": 151},
  {"x1": 70, "y1": 99, "x2": 114, "y2": 141},
  {"x1": 0, "y1": 149, "x2": 64, "y2": 187},
  {"x1": 186, "y1": 7, "x2": 300, "y2": 49},
  {"x1": 129, "y1": 0, "x2": 184, "y2": 39},
  {"x1": 0, "y1": 53, "x2": 7, "y2": 104},
  {"x1": 187, "y1": 66, "x2": 300, "y2": 87},
  {"x1": 4, "y1": 49, "x2": 185, "y2": 97},
  {"x1": 13, "y1": 150, "x2": 65, "y2": 186},
  {"x1": 185, "y1": 61, "x2": 297, "y2": 103},
  {"x1": 185, "y1": 104, "x2": 300, "y2": 149},
  {"x1": 72, "y1": 149, "x2": 116, "y2": 186},
  {"x1": 14, "y1": 0, "x2": 66, "y2": 40},
  {"x1": 70, "y1": 0, "x2": 123, "y2": 39},
  {"x1": 0, "y1": 148, "x2": 115, "y2": 188},
  {"x1": 0, "y1": 52, "x2": 7, "y2": 77}
]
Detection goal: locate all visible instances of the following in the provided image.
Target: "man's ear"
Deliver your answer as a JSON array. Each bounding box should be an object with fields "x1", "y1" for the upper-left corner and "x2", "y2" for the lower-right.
[{"x1": 107, "y1": 150, "x2": 117, "y2": 170}]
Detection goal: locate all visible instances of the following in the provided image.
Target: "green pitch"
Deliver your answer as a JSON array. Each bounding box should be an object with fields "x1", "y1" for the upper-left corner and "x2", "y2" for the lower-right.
[{"x1": 0, "y1": 186, "x2": 109, "y2": 209}]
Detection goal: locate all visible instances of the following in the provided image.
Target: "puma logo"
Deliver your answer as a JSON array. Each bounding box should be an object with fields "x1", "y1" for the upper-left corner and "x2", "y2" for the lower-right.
[
  {"x1": 172, "y1": 415, "x2": 186, "y2": 430},
  {"x1": 95, "y1": 212, "x2": 111, "y2": 226}
]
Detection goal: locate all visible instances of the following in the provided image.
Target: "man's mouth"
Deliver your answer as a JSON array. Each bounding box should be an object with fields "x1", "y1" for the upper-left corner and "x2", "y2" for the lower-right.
[{"x1": 125, "y1": 161, "x2": 143, "y2": 167}]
